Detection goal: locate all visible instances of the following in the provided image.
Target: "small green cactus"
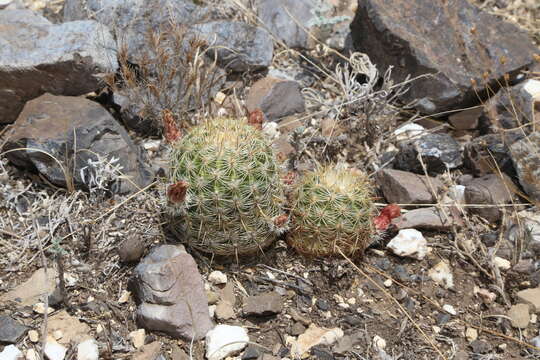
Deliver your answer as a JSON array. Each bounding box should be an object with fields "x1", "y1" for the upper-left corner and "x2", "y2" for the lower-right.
[
  {"x1": 166, "y1": 117, "x2": 287, "y2": 256},
  {"x1": 287, "y1": 166, "x2": 374, "y2": 257}
]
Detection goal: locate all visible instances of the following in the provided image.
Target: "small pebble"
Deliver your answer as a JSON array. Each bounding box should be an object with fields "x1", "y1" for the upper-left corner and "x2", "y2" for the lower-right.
[
  {"x1": 373, "y1": 335, "x2": 386, "y2": 350},
  {"x1": 208, "y1": 271, "x2": 227, "y2": 285},
  {"x1": 129, "y1": 329, "x2": 146, "y2": 349},
  {"x1": 443, "y1": 304, "x2": 457, "y2": 315},
  {"x1": 383, "y1": 279, "x2": 393, "y2": 287},
  {"x1": 465, "y1": 327, "x2": 478, "y2": 342},
  {"x1": 28, "y1": 330, "x2": 39, "y2": 343},
  {"x1": 33, "y1": 303, "x2": 54, "y2": 314}
]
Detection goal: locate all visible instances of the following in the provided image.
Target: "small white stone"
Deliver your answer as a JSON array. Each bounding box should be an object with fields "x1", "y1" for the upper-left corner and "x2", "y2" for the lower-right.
[
  {"x1": 28, "y1": 330, "x2": 39, "y2": 343},
  {"x1": 383, "y1": 279, "x2": 393, "y2": 287},
  {"x1": 387, "y1": 229, "x2": 428, "y2": 260},
  {"x1": 214, "y1": 91, "x2": 227, "y2": 105},
  {"x1": 522, "y1": 79, "x2": 540, "y2": 101},
  {"x1": 448, "y1": 185, "x2": 466, "y2": 204},
  {"x1": 142, "y1": 140, "x2": 161, "y2": 152},
  {"x1": 443, "y1": 304, "x2": 457, "y2": 315},
  {"x1": 129, "y1": 329, "x2": 145, "y2": 349},
  {"x1": 77, "y1": 339, "x2": 99, "y2": 360},
  {"x1": 531, "y1": 314, "x2": 537, "y2": 324},
  {"x1": 428, "y1": 261, "x2": 454, "y2": 289},
  {"x1": 347, "y1": 297, "x2": 356, "y2": 305},
  {"x1": 44, "y1": 340, "x2": 67, "y2": 360},
  {"x1": 0, "y1": 345, "x2": 23, "y2": 360},
  {"x1": 208, "y1": 305, "x2": 216, "y2": 318},
  {"x1": 206, "y1": 325, "x2": 249, "y2": 360},
  {"x1": 53, "y1": 330, "x2": 63, "y2": 341},
  {"x1": 118, "y1": 290, "x2": 131, "y2": 304},
  {"x1": 465, "y1": 327, "x2": 478, "y2": 342},
  {"x1": 26, "y1": 349, "x2": 39, "y2": 360},
  {"x1": 208, "y1": 271, "x2": 227, "y2": 285},
  {"x1": 372, "y1": 335, "x2": 386, "y2": 350},
  {"x1": 95, "y1": 324, "x2": 103, "y2": 334},
  {"x1": 33, "y1": 303, "x2": 54, "y2": 314},
  {"x1": 493, "y1": 257, "x2": 511, "y2": 271},
  {"x1": 394, "y1": 123, "x2": 426, "y2": 141},
  {"x1": 0, "y1": 0, "x2": 13, "y2": 9},
  {"x1": 262, "y1": 122, "x2": 280, "y2": 140},
  {"x1": 432, "y1": 326, "x2": 441, "y2": 334}
]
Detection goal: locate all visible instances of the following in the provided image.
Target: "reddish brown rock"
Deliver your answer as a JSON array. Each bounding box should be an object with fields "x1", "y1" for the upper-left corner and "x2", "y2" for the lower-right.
[
  {"x1": 376, "y1": 169, "x2": 444, "y2": 205},
  {"x1": 350, "y1": 0, "x2": 538, "y2": 114},
  {"x1": 464, "y1": 174, "x2": 516, "y2": 222}
]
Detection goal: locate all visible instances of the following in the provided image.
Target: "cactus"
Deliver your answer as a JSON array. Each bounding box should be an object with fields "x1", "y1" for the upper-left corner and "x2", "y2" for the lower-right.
[
  {"x1": 166, "y1": 117, "x2": 287, "y2": 256},
  {"x1": 287, "y1": 166, "x2": 375, "y2": 257}
]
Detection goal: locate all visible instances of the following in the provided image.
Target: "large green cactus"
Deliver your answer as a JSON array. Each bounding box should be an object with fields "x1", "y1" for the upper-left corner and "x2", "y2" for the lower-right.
[
  {"x1": 166, "y1": 117, "x2": 287, "y2": 256},
  {"x1": 287, "y1": 166, "x2": 375, "y2": 256}
]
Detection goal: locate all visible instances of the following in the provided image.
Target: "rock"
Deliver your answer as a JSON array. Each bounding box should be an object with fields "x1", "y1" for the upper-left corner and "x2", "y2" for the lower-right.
[
  {"x1": 189, "y1": 21, "x2": 273, "y2": 72},
  {"x1": 428, "y1": 261, "x2": 454, "y2": 289},
  {"x1": 4, "y1": 94, "x2": 153, "y2": 194},
  {"x1": 170, "y1": 345, "x2": 189, "y2": 360},
  {"x1": 350, "y1": 0, "x2": 538, "y2": 114},
  {"x1": 132, "y1": 245, "x2": 213, "y2": 341},
  {"x1": 77, "y1": 339, "x2": 99, "y2": 360},
  {"x1": 470, "y1": 340, "x2": 492, "y2": 354},
  {"x1": 243, "y1": 292, "x2": 283, "y2": 316},
  {"x1": 290, "y1": 322, "x2": 306, "y2": 336},
  {"x1": 448, "y1": 185, "x2": 466, "y2": 204},
  {"x1": 394, "y1": 123, "x2": 427, "y2": 142},
  {"x1": 0, "y1": 9, "x2": 117, "y2": 125},
  {"x1": 47, "y1": 310, "x2": 92, "y2": 346},
  {"x1": 256, "y1": 0, "x2": 317, "y2": 49},
  {"x1": 517, "y1": 287, "x2": 540, "y2": 313},
  {"x1": 241, "y1": 345, "x2": 261, "y2": 360},
  {"x1": 463, "y1": 134, "x2": 515, "y2": 177},
  {"x1": 44, "y1": 339, "x2": 67, "y2": 360},
  {"x1": 63, "y1": 0, "x2": 209, "y2": 64},
  {"x1": 26, "y1": 349, "x2": 39, "y2": 360},
  {"x1": 508, "y1": 303, "x2": 530, "y2": 329},
  {"x1": 394, "y1": 134, "x2": 462, "y2": 174},
  {"x1": 118, "y1": 237, "x2": 146, "y2": 263},
  {"x1": 246, "y1": 77, "x2": 305, "y2": 122},
  {"x1": 289, "y1": 324, "x2": 343, "y2": 358},
  {"x1": 205, "y1": 325, "x2": 249, "y2": 360},
  {"x1": 465, "y1": 327, "x2": 478, "y2": 342},
  {"x1": 443, "y1": 304, "x2": 457, "y2": 316},
  {"x1": 0, "y1": 316, "x2": 28, "y2": 344},
  {"x1": 493, "y1": 257, "x2": 511, "y2": 271},
  {"x1": 372, "y1": 335, "x2": 386, "y2": 350},
  {"x1": 0, "y1": 345, "x2": 23, "y2": 360},
  {"x1": 375, "y1": 169, "x2": 444, "y2": 205},
  {"x1": 132, "y1": 342, "x2": 161, "y2": 360},
  {"x1": 28, "y1": 331, "x2": 39, "y2": 343},
  {"x1": 129, "y1": 329, "x2": 146, "y2": 349},
  {"x1": 215, "y1": 301, "x2": 235, "y2": 321},
  {"x1": 208, "y1": 271, "x2": 227, "y2": 285},
  {"x1": 386, "y1": 229, "x2": 428, "y2": 260},
  {"x1": 448, "y1": 107, "x2": 482, "y2": 130},
  {"x1": 394, "y1": 207, "x2": 463, "y2": 231},
  {"x1": 0, "y1": 268, "x2": 57, "y2": 306},
  {"x1": 510, "y1": 132, "x2": 540, "y2": 204},
  {"x1": 464, "y1": 174, "x2": 515, "y2": 222}
]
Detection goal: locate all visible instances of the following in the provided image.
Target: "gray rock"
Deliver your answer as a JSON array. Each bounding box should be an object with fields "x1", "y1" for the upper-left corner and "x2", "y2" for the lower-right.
[
  {"x1": 394, "y1": 207, "x2": 463, "y2": 231},
  {"x1": 463, "y1": 134, "x2": 515, "y2": 177},
  {"x1": 517, "y1": 287, "x2": 540, "y2": 313},
  {"x1": 3, "y1": 94, "x2": 153, "y2": 194},
  {"x1": 256, "y1": 0, "x2": 316, "y2": 49},
  {"x1": 464, "y1": 174, "x2": 515, "y2": 222},
  {"x1": 246, "y1": 77, "x2": 305, "y2": 122},
  {"x1": 350, "y1": 0, "x2": 538, "y2": 114},
  {"x1": 510, "y1": 132, "x2": 540, "y2": 204},
  {"x1": 63, "y1": 0, "x2": 209, "y2": 64},
  {"x1": 189, "y1": 21, "x2": 273, "y2": 72},
  {"x1": 117, "y1": 237, "x2": 146, "y2": 263},
  {"x1": 470, "y1": 340, "x2": 492, "y2": 354},
  {"x1": 375, "y1": 169, "x2": 444, "y2": 205},
  {"x1": 508, "y1": 303, "x2": 530, "y2": 329},
  {"x1": 132, "y1": 245, "x2": 213, "y2": 341},
  {"x1": 394, "y1": 133, "x2": 462, "y2": 174},
  {"x1": 243, "y1": 292, "x2": 283, "y2": 316},
  {"x1": 0, "y1": 316, "x2": 28, "y2": 344},
  {"x1": 0, "y1": 9, "x2": 117, "y2": 124},
  {"x1": 448, "y1": 107, "x2": 482, "y2": 130}
]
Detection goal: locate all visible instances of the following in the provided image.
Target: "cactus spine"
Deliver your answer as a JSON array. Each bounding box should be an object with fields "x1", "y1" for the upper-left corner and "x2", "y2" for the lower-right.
[
  {"x1": 166, "y1": 117, "x2": 287, "y2": 256},
  {"x1": 287, "y1": 166, "x2": 374, "y2": 256}
]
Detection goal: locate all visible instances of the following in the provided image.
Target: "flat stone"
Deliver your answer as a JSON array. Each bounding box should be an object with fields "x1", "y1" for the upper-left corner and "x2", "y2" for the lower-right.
[
  {"x1": 350, "y1": 0, "x2": 538, "y2": 114},
  {"x1": 0, "y1": 316, "x2": 28, "y2": 344},
  {"x1": 376, "y1": 169, "x2": 444, "y2": 205},
  {"x1": 0, "y1": 9, "x2": 117, "y2": 124},
  {"x1": 394, "y1": 207, "x2": 463, "y2": 231},
  {"x1": 4, "y1": 94, "x2": 153, "y2": 194},
  {"x1": 243, "y1": 292, "x2": 283, "y2": 316},
  {"x1": 132, "y1": 245, "x2": 213, "y2": 341},
  {"x1": 510, "y1": 131, "x2": 540, "y2": 204},
  {"x1": 189, "y1": 21, "x2": 273, "y2": 72},
  {"x1": 517, "y1": 287, "x2": 540, "y2": 313},
  {"x1": 508, "y1": 303, "x2": 530, "y2": 329},
  {"x1": 464, "y1": 174, "x2": 515, "y2": 222},
  {"x1": 0, "y1": 268, "x2": 57, "y2": 307},
  {"x1": 246, "y1": 77, "x2": 305, "y2": 122}
]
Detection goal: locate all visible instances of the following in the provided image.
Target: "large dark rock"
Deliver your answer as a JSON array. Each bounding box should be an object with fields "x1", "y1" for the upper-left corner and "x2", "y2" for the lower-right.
[
  {"x1": 131, "y1": 245, "x2": 213, "y2": 341},
  {"x1": 63, "y1": 0, "x2": 210, "y2": 64},
  {"x1": 3, "y1": 94, "x2": 153, "y2": 194},
  {"x1": 463, "y1": 134, "x2": 515, "y2": 177},
  {"x1": 0, "y1": 9, "x2": 117, "y2": 124},
  {"x1": 0, "y1": 316, "x2": 28, "y2": 344},
  {"x1": 189, "y1": 21, "x2": 273, "y2": 72},
  {"x1": 350, "y1": 0, "x2": 538, "y2": 114}
]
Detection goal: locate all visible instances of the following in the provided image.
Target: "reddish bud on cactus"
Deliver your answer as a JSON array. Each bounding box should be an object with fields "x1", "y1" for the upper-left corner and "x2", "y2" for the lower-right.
[
  {"x1": 163, "y1": 110, "x2": 181, "y2": 143},
  {"x1": 168, "y1": 181, "x2": 188, "y2": 203},
  {"x1": 274, "y1": 214, "x2": 288, "y2": 227},
  {"x1": 374, "y1": 204, "x2": 401, "y2": 231},
  {"x1": 283, "y1": 171, "x2": 297, "y2": 185},
  {"x1": 248, "y1": 109, "x2": 264, "y2": 130}
]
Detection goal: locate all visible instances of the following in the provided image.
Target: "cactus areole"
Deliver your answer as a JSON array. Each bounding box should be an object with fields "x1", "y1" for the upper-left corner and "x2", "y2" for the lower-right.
[
  {"x1": 287, "y1": 166, "x2": 375, "y2": 257},
  {"x1": 167, "y1": 117, "x2": 287, "y2": 256}
]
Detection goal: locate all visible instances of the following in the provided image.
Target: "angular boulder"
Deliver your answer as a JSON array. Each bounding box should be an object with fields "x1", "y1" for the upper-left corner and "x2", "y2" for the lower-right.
[
  {"x1": 131, "y1": 245, "x2": 213, "y2": 341},
  {"x1": 0, "y1": 9, "x2": 117, "y2": 124},
  {"x1": 3, "y1": 94, "x2": 153, "y2": 194},
  {"x1": 350, "y1": 0, "x2": 538, "y2": 114}
]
